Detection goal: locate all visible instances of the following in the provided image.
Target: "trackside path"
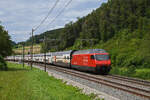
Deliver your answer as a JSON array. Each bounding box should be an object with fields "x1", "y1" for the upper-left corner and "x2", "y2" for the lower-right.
[{"x1": 0, "y1": 62, "x2": 103, "y2": 100}]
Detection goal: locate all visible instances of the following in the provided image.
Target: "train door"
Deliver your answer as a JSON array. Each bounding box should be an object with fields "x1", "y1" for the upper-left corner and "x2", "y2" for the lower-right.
[{"x1": 89, "y1": 54, "x2": 96, "y2": 67}]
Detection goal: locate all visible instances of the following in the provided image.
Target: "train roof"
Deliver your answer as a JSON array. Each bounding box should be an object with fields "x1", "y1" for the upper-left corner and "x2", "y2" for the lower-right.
[
  {"x1": 51, "y1": 50, "x2": 73, "y2": 56},
  {"x1": 73, "y1": 49, "x2": 107, "y2": 55}
]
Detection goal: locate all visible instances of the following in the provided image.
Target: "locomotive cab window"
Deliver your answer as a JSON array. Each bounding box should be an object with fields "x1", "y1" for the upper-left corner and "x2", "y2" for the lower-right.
[
  {"x1": 95, "y1": 55, "x2": 109, "y2": 61},
  {"x1": 91, "y1": 55, "x2": 95, "y2": 59}
]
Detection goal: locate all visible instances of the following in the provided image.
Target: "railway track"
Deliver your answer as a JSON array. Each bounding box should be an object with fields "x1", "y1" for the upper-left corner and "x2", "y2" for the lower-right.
[
  {"x1": 33, "y1": 63, "x2": 150, "y2": 99},
  {"x1": 107, "y1": 75, "x2": 150, "y2": 87}
]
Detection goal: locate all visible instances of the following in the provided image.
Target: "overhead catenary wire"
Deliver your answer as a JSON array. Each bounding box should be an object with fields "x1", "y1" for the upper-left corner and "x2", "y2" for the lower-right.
[
  {"x1": 41, "y1": 0, "x2": 73, "y2": 72},
  {"x1": 34, "y1": 0, "x2": 60, "y2": 31},
  {"x1": 28, "y1": 0, "x2": 72, "y2": 48},
  {"x1": 45, "y1": 0, "x2": 73, "y2": 29}
]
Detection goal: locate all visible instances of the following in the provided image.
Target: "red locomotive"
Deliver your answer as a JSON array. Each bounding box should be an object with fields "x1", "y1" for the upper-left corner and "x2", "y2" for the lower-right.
[{"x1": 71, "y1": 49, "x2": 111, "y2": 74}]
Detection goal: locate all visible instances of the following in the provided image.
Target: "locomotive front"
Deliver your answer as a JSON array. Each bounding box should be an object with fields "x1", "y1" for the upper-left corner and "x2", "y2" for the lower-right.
[{"x1": 93, "y1": 53, "x2": 111, "y2": 74}]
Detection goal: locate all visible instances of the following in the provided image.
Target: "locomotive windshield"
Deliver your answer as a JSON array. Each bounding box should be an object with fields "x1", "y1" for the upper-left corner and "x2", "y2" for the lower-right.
[{"x1": 95, "y1": 55, "x2": 109, "y2": 60}]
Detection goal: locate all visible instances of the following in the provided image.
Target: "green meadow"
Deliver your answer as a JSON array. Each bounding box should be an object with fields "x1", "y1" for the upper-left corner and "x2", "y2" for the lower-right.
[{"x1": 0, "y1": 62, "x2": 102, "y2": 100}]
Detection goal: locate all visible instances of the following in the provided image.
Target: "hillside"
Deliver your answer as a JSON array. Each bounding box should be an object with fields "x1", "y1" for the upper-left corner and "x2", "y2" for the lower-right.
[
  {"x1": 18, "y1": 0, "x2": 150, "y2": 71},
  {"x1": 15, "y1": 28, "x2": 63, "y2": 54},
  {"x1": 18, "y1": 28, "x2": 63, "y2": 46},
  {"x1": 63, "y1": 0, "x2": 150, "y2": 69},
  {"x1": 59, "y1": 0, "x2": 150, "y2": 49}
]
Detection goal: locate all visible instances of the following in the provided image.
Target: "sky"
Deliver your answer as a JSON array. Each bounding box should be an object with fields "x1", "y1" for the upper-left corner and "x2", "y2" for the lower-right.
[{"x1": 0, "y1": 0, "x2": 107, "y2": 43}]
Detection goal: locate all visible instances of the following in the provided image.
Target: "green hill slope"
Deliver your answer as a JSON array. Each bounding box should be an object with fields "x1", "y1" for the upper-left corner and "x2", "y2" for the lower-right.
[
  {"x1": 18, "y1": 28, "x2": 63, "y2": 46},
  {"x1": 59, "y1": 0, "x2": 150, "y2": 49}
]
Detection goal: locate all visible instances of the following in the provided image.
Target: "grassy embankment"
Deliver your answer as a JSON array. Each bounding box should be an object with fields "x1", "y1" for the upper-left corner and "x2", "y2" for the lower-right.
[{"x1": 0, "y1": 62, "x2": 102, "y2": 100}]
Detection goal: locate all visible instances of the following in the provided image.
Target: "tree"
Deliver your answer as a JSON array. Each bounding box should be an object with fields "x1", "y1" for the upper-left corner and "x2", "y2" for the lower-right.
[
  {"x1": 0, "y1": 25, "x2": 12, "y2": 57},
  {"x1": 0, "y1": 24, "x2": 12, "y2": 70}
]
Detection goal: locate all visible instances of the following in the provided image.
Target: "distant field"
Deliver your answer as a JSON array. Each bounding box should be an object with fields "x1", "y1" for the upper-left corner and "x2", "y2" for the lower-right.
[
  {"x1": 13, "y1": 44, "x2": 41, "y2": 55},
  {"x1": 0, "y1": 62, "x2": 101, "y2": 100}
]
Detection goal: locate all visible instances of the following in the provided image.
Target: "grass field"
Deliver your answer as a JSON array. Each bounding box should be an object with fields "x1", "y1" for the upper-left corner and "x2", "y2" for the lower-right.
[{"x1": 0, "y1": 62, "x2": 102, "y2": 100}]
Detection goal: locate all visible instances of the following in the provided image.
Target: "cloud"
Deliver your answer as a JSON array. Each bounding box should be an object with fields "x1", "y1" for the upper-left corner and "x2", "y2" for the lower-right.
[
  {"x1": 0, "y1": 11, "x2": 5, "y2": 16},
  {"x1": 10, "y1": 31, "x2": 31, "y2": 42},
  {"x1": 64, "y1": 8, "x2": 94, "y2": 18},
  {"x1": 0, "y1": 0, "x2": 108, "y2": 43}
]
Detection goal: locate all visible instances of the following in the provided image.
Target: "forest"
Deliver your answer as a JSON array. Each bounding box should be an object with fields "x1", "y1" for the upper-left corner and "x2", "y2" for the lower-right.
[{"x1": 17, "y1": 0, "x2": 150, "y2": 78}]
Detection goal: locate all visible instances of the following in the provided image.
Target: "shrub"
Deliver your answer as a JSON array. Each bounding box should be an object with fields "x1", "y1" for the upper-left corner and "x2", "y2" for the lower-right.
[
  {"x1": 125, "y1": 65, "x2": 136, "y2": 76},
  {"x1": 110, "y1": 66, "x2": 121, "y2": 75},
  {"x1": 0, "y1": 55, "x2": 7, "y2": 70},
  {"x1": 134, "y1": 69, "x2": 150, "y2": 80}
]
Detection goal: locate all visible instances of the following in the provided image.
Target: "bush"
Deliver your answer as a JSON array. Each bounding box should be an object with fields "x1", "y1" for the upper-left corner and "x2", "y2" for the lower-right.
[
  {"x1": 0, "y1": 55, "x2": 7, "y2": 70},
  {"x1": 125, "y1": 65, "x2": 136, "y2": 76},
  {"x1": 110, "y1": 66, "x2": 120, "y2": 75},
  {"x1": 110, "y1": 66, "x2": 136, "y2": 77},
  {"x1": 134, "y1": 69, "x2": 150, "y2": 80}
]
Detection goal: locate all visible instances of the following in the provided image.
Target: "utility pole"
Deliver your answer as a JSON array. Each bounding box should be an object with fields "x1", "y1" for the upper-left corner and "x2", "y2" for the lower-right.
[
  {"x1": 44, "y1": 36, "x2": 46, "y2": 72},
  {"x1": 22, "y1": 43, "x2": 25, "y2": 68},
  {"x1": 42, "y1": 38, "x2": 60, "y2": 72},
  {"x1": 14, "y1": 55, "x2": 15, "y2": 62},
  {"x1": 39, "y1": 37, "x2": 60, "y2": 72},
  {"x1": 30, "y1": 29, "x2": 34, "y2": 70}
]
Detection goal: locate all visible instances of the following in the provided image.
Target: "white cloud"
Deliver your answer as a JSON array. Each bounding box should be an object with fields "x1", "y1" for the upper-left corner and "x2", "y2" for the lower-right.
[
  {"x1": 0, "y1": 11, "x2": 5, "y2": 16},
  {"x1": 0, "y1": 0, "x2": 107, "y2": 43},
  {"x1": 64, "y1": 8, "x2": 93, "y2": 18},
  {"x1": 10, "y1": 30, "x2": 30, "y2": 35}
]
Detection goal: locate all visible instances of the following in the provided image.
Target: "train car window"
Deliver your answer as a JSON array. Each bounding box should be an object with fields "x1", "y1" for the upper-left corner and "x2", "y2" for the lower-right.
[{"x1": 91, "y1": 55, "x2": 95, "y2": 59}]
